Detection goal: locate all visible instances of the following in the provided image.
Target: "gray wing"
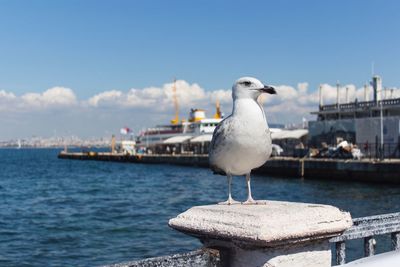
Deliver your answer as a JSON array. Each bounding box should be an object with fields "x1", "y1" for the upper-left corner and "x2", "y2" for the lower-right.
[
  {"x1": 209, "y1": 115, "x2": 231, "y2": 154},
  {"x1": 209, "y1": 116, "x2": 231, "y2": 175}
]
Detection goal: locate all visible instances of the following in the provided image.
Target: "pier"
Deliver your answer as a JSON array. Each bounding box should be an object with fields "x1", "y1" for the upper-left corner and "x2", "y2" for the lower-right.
[{"x1": 58, "y1": 152, "x2": 400, "y2": 183}]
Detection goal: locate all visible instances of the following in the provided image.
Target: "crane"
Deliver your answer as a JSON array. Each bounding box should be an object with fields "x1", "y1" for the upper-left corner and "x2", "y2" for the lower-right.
[
  {"x1": 170, "y1": 78, "x2": 180, "y2": 124},
  {"x1": 213, "y1": 98, "x2": 222, "y2": 119}
]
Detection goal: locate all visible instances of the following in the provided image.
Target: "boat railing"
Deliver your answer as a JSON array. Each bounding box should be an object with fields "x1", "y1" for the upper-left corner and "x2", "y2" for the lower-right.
[{"x1": 330, "y1": 212, "x2": 400, "y2": 265}]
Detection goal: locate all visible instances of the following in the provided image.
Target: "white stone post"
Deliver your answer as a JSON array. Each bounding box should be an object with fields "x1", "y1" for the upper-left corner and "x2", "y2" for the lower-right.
[{"x1": 169, "y1": 201, "x2": 352, "y2": 267}]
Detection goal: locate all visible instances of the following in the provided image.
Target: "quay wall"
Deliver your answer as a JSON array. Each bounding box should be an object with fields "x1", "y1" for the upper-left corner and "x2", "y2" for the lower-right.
[{"x1": 58, "y1": 152, "x2": 400, "y2": 183}]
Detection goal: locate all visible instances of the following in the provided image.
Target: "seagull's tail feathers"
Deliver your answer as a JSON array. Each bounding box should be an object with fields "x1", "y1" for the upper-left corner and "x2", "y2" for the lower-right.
[{"x1": 210, "y1": 164, "x2": 226, "y2": 176}]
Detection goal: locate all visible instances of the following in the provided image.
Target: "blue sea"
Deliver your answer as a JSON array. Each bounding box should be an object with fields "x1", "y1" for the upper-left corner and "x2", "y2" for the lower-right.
[{"x1": 1, "y1": 149, "x2": 400, "y2": 267}]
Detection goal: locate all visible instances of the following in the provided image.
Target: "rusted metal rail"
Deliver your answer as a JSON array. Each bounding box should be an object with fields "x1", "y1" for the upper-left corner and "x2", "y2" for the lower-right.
[{"x1": 330, "y1": 212, "x2": 400, "y2": 265}]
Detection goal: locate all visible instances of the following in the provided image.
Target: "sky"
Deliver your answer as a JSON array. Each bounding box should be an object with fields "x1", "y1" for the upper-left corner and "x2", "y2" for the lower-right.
[{"x1": 0, "y1": 0, "x2": 399, "y2": 140}]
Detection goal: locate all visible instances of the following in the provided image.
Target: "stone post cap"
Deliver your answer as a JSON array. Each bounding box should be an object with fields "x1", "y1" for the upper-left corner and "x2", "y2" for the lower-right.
[{"x1": 169, "y1": 200, "x2": 352, "y2": 248}]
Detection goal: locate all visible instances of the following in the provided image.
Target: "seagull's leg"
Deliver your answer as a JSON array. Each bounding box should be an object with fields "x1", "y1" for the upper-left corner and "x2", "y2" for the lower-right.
[
  {"x1": 218, "y1": 174, "x2": 239, "y2": 205},
  {"x1": 242, "y1": 173, "x2": 257, "y2": 205}
]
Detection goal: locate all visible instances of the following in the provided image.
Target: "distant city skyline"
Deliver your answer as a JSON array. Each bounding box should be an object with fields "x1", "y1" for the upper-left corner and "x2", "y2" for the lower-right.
[{"x1": 1, "y1": 0, "x2": 399, "y2": 140}]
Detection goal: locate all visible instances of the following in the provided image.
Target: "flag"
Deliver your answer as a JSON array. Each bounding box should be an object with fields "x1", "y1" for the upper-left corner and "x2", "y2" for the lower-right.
[{"x1": 120, "y1": 127, "x2": 131, "y2": 135}]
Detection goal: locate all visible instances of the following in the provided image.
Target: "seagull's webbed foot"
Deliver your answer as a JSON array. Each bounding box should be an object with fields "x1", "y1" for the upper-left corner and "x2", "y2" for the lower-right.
[
  {"x1": 242, "y1": 198, "x2": 268, "y2": 205},
  {"x1": 218, "y1": 196, "x2": 240, "y2": 205},
  {"x1": 242, "y1": 196, "x2": 257, "y2": 205}
]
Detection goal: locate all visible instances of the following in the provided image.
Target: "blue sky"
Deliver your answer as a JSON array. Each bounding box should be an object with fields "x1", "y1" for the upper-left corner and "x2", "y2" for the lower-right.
[{"x1": 0, "y1": 0, "x2": 400, "y2": 139}]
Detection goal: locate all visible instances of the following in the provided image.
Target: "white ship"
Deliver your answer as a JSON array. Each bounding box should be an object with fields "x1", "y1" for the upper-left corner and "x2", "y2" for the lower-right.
[
  {"x1": 135, "y1": 79, "x2": 223, "y2": 149},
  {"x1": 137, "y1": 107, "x2": 223, "y2": 147}
]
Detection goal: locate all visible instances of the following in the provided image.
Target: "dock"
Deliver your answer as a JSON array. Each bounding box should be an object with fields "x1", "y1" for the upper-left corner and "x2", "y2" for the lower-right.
[{"x1": 58, "y1": 152, "x2": 400, "y2": 183}]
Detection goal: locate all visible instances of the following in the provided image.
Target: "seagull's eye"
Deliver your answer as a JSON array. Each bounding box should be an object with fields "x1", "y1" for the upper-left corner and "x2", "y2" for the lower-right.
[{"x1": 242, "y1": 81, "x2": 252, "y2": 87}]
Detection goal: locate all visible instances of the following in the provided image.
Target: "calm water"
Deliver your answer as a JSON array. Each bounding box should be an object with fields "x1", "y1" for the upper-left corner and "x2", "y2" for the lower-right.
[{"x1": 1, "y1": 149, "x2": 400, "y2": 267}]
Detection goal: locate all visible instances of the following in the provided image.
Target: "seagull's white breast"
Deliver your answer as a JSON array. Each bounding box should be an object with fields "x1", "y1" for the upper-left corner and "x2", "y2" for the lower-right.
[{"x1": 209, "y1": 98, "x2": 272, "y2": 175}]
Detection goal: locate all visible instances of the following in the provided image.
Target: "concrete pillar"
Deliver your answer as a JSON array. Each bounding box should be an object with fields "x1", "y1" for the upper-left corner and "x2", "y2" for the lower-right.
[{"x1": 169, "y1": 201, "x2": 352, "y2": 267}]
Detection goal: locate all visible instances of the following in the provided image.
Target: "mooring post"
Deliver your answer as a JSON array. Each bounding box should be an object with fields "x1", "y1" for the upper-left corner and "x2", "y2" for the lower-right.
[
  {"x1": 299, "y1": 158, "x2": 305, "y2": 177},
  {"x1": 169, "y1": 201, "x2": 352, "y2": 267}
]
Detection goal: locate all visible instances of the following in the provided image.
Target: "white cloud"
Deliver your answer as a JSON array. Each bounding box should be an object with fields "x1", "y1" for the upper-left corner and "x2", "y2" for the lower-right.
[
  {"x1": 0, "y1": 90, "x2": 16, "y2": 100},
  {"x1": 21, "y1": 87, "x2": 77, "y2": 108},
  {"x1": 390, "y1": 88, "x2": 400, "y2": 98},
  {"x1": 209, "y1": 89, "x2": 231, "y2": 104},
  {"x1": 2, "y1": 80, "x2": 400, "y2": 138},
  {"x1": 0, "y1": 87, "x2": 77, "y2": 113},
  {"x1": 88, "y1": 90, "x2": 123, "y2": 107},
  {"x1": 88, "y1": 80, "x2": 214, "y2": 110},
  {"x1": 274, "y1": 85, "x2": 298, "y2": 100},
  {"x1": 0, "y1": 90, "x2": 17, "y2": 111},
  {"x1": 298, "y1": 82, "x2": 309, "y2": 94}
]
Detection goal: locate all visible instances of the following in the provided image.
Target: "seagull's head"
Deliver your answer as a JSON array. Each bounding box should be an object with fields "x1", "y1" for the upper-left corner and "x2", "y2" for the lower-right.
[{"x1": 232, "y1": 77, "x2": 276, "y2": 100}]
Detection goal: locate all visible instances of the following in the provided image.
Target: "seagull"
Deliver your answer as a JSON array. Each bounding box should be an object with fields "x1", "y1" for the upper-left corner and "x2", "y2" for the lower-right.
[{"x1": 209, "y1": 77, "x2": 276, "y2": 205}]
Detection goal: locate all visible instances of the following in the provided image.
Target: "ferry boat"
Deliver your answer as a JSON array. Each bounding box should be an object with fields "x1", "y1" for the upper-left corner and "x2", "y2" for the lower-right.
[
  {"x1": 134, "y1": 79, "x2": 223, "y2": 147},
  {"x1": 137, "y1": 107, "x2": 223, "y2": 147}
]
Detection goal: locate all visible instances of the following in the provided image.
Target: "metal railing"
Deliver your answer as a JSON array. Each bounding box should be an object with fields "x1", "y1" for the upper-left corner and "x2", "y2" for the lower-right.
[
  {"x1": 330, "y1": 212, "x2": 400, "y2": 265},
  {"x1": 304, "y1": 142, "x2": 400, "y2": 159},
  {"x1": 356, "y1": 142, "x2": 400, "y2": 159},
  {"x1": 319, "y1": 98, "x2": 400, "y2": 112}
]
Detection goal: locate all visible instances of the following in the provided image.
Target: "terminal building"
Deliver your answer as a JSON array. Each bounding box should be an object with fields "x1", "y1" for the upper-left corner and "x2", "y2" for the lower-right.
[{"x1": 309, "y1": 75, "x2": 400, "y2": 158}]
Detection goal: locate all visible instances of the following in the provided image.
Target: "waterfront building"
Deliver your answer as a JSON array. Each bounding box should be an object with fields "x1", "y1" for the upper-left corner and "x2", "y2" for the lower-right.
[{"x1": 309, "y1": 75, "x2": 400, "y2": 158}]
